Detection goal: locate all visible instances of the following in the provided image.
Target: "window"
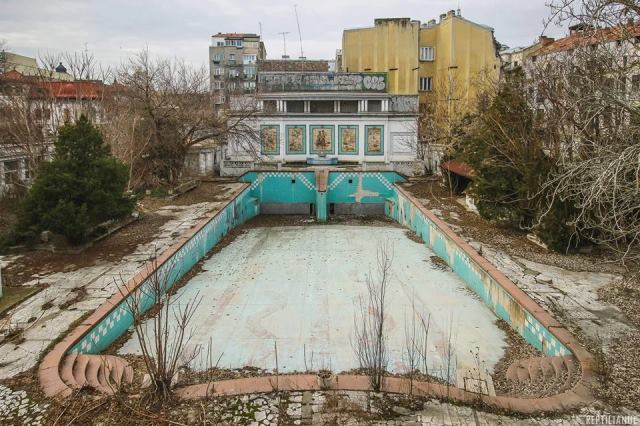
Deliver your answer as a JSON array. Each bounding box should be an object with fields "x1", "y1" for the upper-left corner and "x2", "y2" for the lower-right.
[
  {"x1": 420, "y1": 46, "x2": 435, "y2": 61},
  {"x1": 3, "y1": 160, "x2": 19, "y2": 185},
  {"x1": 263, "y1": 100, "x2": 277, "y2": 113},
  {"x1": 340, "y1": 100, "x2": 358, "y2": 113},
  {"x1": 419, "y1": 77, "x2": 433, "y2": 91},
  {"x1": 244, "y1": 66, "x2": 256, "y2": 78},
  {"x1": 286, "y1": 100, "x2": 304, "y2": 113},
  {"x1": 225, "y1": 39, "x2": 243, "y2": 47},
  {"x1": 228, "y1": 53, "x2": 236, "y2": 64},
  {"x1": 214, "y1": 67, "x2": 224, "y2": 76},
  {"x1": 309, "y1": 101, "x2": 334, "y2": 113},
  {"x1": 212, "y1": 53, "x2": 224, "y2": 62},
  {"x1": 212, "y1": 81, "x2": 223, "y2": 89},
  {"x1": 215, "y1": 95, "x2": 226, "y2": 104},
  {"x1": 243, "y1": 81, "x2": 256, "y2": 90},
  {"x1": 243, "y1": 54, "x2": 257, "y2": 64},
  {"x1": 367, "y1": 100, "x2": 382, "y2": 112},
  {"x1": 228, "y1": 69, "x2": 240, "y2": 78},
  {"x1": 632, "y1": 75, "x2": 640, "y2": 92}
]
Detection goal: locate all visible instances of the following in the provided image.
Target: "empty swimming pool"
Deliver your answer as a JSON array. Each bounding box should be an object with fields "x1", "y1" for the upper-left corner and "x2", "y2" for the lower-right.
[{"x1": 118, "y1": 225, "x2": 507, "y2": 376}]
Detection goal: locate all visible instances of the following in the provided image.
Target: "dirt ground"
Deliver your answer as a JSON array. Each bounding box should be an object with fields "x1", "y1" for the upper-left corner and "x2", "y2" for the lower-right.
[
  {"x1": 402, "y1": 181, "x2": 629, "y2": 275},
  {"x1": 1, "y1": 182, "x2": 234, "y2": 288}
]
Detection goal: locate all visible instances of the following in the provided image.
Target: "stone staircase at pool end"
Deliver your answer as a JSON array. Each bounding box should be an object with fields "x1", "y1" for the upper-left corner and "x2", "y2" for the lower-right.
[
  {"x1": 506, "y1": 355, "x2": 576, "y2": 392},
  {"x1": 60, "y1": 353, "x2": 134, "y2": 395}
]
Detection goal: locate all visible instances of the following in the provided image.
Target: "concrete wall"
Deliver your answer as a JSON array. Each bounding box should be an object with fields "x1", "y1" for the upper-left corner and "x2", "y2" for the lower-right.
[{"x1": 342, "y1": 19, "x2": 421, "y2": 95}]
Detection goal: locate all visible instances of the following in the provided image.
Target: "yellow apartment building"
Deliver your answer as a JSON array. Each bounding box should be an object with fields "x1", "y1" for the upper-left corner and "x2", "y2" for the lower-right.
[{"x1": 342, "y1": 11, "x2": 500, "y2": 122}]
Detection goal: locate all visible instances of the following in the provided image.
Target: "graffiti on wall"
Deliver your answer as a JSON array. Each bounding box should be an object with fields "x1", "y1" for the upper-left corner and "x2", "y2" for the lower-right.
[{"x1": 258, "y1": 72, "x2": 387, "y2": 92}]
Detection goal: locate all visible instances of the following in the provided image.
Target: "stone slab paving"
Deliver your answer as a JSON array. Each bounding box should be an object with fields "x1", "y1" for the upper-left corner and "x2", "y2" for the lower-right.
[
  {"x1": 182, "y1": 390, "x2": 606, "y2": 425},
  {"x1": 0, "y1": 384, "x2": 47, "y2": 426},
  {"x1": 470, "y1": 243, "x2": 633, "y2": 348},
  {"x1": 0, "y1": 184, "x2": 243, "y2": 381}
]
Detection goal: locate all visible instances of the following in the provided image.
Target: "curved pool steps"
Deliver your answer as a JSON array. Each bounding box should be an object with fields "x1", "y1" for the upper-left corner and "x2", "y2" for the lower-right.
[{"x1": 60, "y1": 353, "x2": 133, "y2": 394}]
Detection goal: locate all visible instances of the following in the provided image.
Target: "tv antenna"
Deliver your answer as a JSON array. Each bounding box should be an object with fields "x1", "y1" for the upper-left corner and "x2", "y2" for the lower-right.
[
  {"x1": 278, "y1": 31, "x2": 290, "y2": 59},
  {"x1": 294, "y1": 4, "x2": 304, "y2": 59}
]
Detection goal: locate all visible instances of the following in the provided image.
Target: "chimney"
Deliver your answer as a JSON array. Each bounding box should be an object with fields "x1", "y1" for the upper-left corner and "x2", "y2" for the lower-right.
[
  {"x1": 439, "y1": 13, "x2": 446, "y2": 22},
  {"x1": 447, "y1": 9, "x2": 456, "y2": 18},
  {"x1": 539, "y1": 36, "x2": 555, "y2": 46}
]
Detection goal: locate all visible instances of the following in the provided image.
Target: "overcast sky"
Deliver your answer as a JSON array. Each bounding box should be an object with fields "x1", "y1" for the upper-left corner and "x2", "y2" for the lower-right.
[{"x1": 1, "y1": 0, "x2": 569, "y2": 68}]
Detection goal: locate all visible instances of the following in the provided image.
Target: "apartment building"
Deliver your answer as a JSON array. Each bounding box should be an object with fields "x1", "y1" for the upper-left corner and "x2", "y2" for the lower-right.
[
  {"x1": 342, "y1": 12, "x2": 500, "y2": 116},
  {"x1": 209, "y1": 33, "x2": 266, "y2": 105}
]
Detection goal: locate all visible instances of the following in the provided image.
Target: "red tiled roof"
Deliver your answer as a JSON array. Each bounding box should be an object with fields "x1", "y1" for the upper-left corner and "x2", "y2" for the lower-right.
[
  {"x1": 440, "y1": 160, "x2": 476, "y2": 179},
  {"x1": 536, "y1": 22, "x2": 640, "y2": 56},
  {"x1": 30, "y1": 80, "x2": 106, "y2": 100},
  {"x1": 0, "y1": 69, "x2": 29, "y2": 81}
]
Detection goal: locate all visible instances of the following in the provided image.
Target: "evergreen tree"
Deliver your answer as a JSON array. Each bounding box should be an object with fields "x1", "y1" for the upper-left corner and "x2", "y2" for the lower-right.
[{"x1": 16, "y1": 115, "x2": 134, "y2": 244}]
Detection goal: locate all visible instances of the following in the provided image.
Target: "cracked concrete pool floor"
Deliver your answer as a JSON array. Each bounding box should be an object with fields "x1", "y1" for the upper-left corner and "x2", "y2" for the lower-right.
[{"x1": 119, "y1": 225, "x2": 507, "y2": 376}]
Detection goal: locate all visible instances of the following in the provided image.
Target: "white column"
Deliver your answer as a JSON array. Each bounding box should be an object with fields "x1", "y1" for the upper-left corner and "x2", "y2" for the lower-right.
[
  {"x1": 334, "y1": 100, "x2": 340, "y2": 113},
  {"x1": 304, "y1": 100, "x2": 310, "y2": 113}
]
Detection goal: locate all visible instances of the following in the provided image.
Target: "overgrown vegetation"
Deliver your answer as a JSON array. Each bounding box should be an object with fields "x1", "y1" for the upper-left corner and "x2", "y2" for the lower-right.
[
  {"x1": 452, "y1": 0, "x2": 640, "y2": 259},
  {"x1": 3, "y1": 115, "x2": 133, "y2": 246}
]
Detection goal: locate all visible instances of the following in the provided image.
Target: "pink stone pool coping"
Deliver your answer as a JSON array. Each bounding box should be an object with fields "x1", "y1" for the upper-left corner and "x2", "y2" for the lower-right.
[
  {"x1": 38, "y1": 180, "x2": 596, "y2": 413},
  {"x1": 38, "y1": 184, "x2": 251, "y2": 398}
]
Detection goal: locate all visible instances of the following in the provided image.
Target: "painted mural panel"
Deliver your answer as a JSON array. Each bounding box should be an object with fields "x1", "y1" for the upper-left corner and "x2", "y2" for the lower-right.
[
  {"x1": 310, "y1": 125, "x2": 335, "y2": 154},
  {"x1": 261, "y1": 125, "x2": 280, "y2": 155},
  {"x1": 338, "y1": 126, "x2": 358, "y2": 155},
  {"x1": 365, "y1": 125, "x2": 384, "y2": 155},
  {"x1": 286, "y1": 125, "x2": 306, "y2": 154}
]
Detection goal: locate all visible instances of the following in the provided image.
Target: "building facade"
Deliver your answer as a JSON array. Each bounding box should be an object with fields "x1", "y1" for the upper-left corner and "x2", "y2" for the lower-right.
[
  {"x1": 209, "y1": 33, "x2": 266, "y2": 105},
  {"x1": 0, "y1": 66, "x2": 110, "y2": 198},
  {"x1": 222, "y1": 71, "x2": 419, "y2": 176},
  {"x1": 500, "y1": 37, "x2": 554, "y2": 73},
  {"x1": 341, "y1": 12, "x2": 500, "y2": 112}
]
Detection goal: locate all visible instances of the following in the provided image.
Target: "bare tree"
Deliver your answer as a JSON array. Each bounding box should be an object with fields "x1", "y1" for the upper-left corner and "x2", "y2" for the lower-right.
[
  {"x1": 533, "y1": 0, "x2": 640, "y2": 261},
  {"x1": 117, "y1": 255, "x2": 202, "y2": 402},
  {"x1": 107, "y1": 49, "x2": 260, "y2": 188},
  {"x1": 352, "y1": 240, "x2": 393, "y2": 391}
]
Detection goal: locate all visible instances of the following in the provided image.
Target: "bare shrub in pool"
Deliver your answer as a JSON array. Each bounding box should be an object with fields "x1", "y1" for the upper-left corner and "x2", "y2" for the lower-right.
[
  {"x1": 352, "y1": 240, "x2": 393, "y2": 392},
  {"x1": 117, "y1": 254, "x2": 202, "y2": 402}
]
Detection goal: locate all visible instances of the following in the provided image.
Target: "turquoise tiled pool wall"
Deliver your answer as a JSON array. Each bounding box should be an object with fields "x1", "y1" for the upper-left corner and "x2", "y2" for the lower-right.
[
  {"x1": 386, "y1": 189, "x2": 572, "y2": 358},
  {"x1": 326, "y1": 172, "x2": 402, "y2": 204},
  {"x1": 241, "y1": 172, "x2": 317, "y2": 204},
  {"x1": 240, "y1": 171, "x2": 404, "y2": 204},
  {"x1": 70, "y1": 186, "x2": 259, "y2": 354}
]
